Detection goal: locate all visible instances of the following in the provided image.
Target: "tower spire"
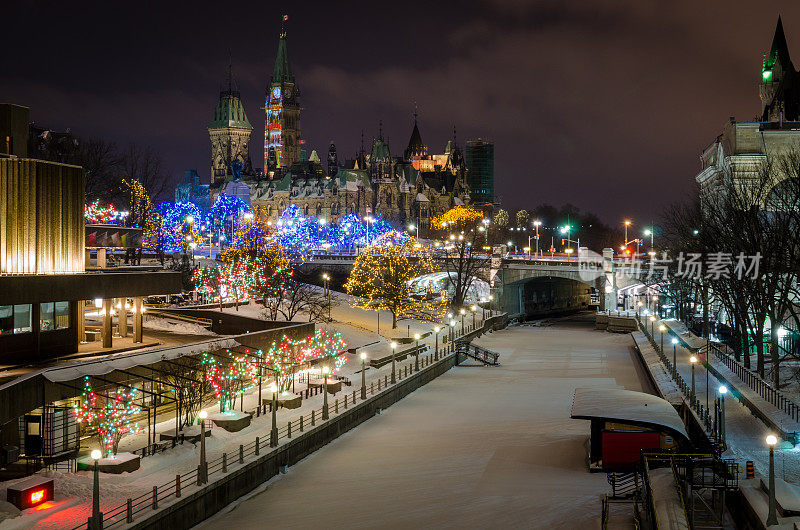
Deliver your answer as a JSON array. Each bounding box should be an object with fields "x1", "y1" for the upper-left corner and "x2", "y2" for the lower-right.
[
  {"x1": 378, "y1": 120, "x2": 383, "y2": 141},
  {"x1": 280, "y1": 14, "x2": 288, "y2": 37},
  {"x1": 227, "y1": 49, "x2": 233, "y2": 94}
]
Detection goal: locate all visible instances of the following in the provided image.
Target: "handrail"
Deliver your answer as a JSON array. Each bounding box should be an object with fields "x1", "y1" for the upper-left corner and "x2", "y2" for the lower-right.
[{"x1": 68, "y1": 329, "x2": 487, "y2": 530}]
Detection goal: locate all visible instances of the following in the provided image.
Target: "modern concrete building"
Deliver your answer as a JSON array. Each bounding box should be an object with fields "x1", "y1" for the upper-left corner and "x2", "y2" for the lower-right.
[{"x1": 0, "y1": 103, "x2": 182, "y2": 363}]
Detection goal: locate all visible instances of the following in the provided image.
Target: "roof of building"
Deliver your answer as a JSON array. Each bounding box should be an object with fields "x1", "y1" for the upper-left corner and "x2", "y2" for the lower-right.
[
  {"x1": 271, "y1": 35, "x2": 294, "y2": 85},
  {"x1": 209, "y1": 92, "x2": 252, "y2": 130},
  {"x1": 405, "y1": 120, "x2": 425, "y2": 158},
  {"x1": 371, "y1": 138, "x2": 391, "y2": 162},
  {"x1": 769, "y1": 16, "x2": 793, "y2": 70},
  {"x1": 570, "y1": 387, "x2": 689, "y2": 442}
]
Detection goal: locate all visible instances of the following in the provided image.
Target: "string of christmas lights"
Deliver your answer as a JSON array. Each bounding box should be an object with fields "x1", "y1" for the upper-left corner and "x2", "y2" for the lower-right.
[{"x1": 73, "y1": 376, "x2": 141, "y2": 457}]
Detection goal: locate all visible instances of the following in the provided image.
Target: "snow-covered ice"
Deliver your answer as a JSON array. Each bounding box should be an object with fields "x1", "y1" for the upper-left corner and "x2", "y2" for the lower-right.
[{"x1": 197, "y1": 317, "x2": 645, "y2": 529}]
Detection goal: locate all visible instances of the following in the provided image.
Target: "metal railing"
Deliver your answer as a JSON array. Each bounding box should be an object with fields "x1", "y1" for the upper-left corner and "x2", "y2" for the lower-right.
[
  {"x1": 68, "y1": 343, "x2": 462, "y2": 530},
  {"x1": 638, "y1": 317, "x2": 716, "y2": 439},
  {"x1": 706, "y1": 341, "x2": 800, "y2": 422}
]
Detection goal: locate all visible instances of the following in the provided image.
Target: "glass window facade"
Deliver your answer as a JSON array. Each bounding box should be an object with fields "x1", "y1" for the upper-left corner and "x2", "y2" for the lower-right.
[
  {"x1": 13, "y1": 304, "x2": 32, "y2": 333},
  {"x1": 39, "y1": 301, "x2": 69, "y2": 331},
  {"x1": 40, "y1": 302, "x2": 54, "y2": 331},
  {"x1": 54, "y1": 301, "x2": 69, "y2": 329},
  {"x1": 0, "y1": 306, "x2": 12, "y2": 335}
]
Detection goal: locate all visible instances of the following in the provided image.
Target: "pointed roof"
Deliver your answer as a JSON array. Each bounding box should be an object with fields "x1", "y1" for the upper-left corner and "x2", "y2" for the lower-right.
[
  {"x1": 767, "y1": 16, "x2": 794, "y2": 70},
  {"x1": 208, "y1": 90, "x2": 252, "y2": 130},
  {"x1": 371, "y1": 138, "x2": 391, "y2": 162},
  {"x1": 271, "y1": 35, "x2": 294, "y2": 85},
  {"x1": 406, "y1": 121, "x2": 424, "y2": 153}
]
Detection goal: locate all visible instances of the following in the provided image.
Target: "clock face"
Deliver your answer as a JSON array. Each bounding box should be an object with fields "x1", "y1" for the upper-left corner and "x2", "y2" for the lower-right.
[{"x1": 272, "y1": 87, "x2": 281, "y2": 99}]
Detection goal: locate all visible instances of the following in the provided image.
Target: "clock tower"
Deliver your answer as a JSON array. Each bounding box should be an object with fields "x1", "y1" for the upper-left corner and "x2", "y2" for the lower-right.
[{"x1": 265, "y1": 25, "x2": 301, "y2": 172}]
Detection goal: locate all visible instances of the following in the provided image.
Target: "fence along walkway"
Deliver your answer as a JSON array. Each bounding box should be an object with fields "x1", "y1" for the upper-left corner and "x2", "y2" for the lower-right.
[{"x1": 67, "y1": 315, "x2": 510, "y2": 530}]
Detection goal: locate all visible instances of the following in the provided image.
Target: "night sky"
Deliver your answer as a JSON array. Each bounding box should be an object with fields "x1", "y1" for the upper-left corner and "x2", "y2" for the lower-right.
[{"x1": 3, "y1": 1, "x2": 799, "y2": 224}]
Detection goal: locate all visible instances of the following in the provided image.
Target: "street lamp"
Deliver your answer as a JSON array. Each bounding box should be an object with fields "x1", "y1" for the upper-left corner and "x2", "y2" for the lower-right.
[
  {"x1": 649, "y1": 315, "x2": 656, "y2": 337},
  {"x1": 360, "y1": 352, "x2": 367, "y2": 399},
  {"x1": 411, "y1": 333, "x2": 420, "y2": 372},
  {"x1": 689, "y1": 356, "x2": 697, "y2": 399},
  {"x1": 767, "y1": 434, "x2": 779, "y2": 526},
  {"x1": 718, "y1": 385, "x2": 727, "y2": 444},
  {"x1": 269, "y1": 383, "x2": 278, "y2": 446},
  {"x1": 90, "y1": 449, "x2": 102, "y2": 529},
  {"x1": 390, "y1": 342, "x2": 397, "y2": 384},
  {"x1": 198, "y1": 410, "x2": 208, "y2": 482},
  {"x1": 624, "y1": 219, "x2": 631, "y2": 245},
  {"x1": 460, "y1": 308, "x2": 466, "y2": 334},
  {"x1": 322, "y1": 366, "x2": 330, "y2": 420},
  {"x1": 659, "y1": 324, "x2": 666, "y2": 353},
  {"x1": 471, "y1": 304, "x2": 477, "y2": 330},
  {"x1": 533, "y1": 220, "x2": 541, "y2": 256},
  {"x1": 671, "y1": 338, "x2": 678, "y2": 376},
  {"x1": 433, "y1": 326, "x2": 441, "y2": 360},
  {"x1": 322, "y1": 273, "x2": 331, "y2": 320},
  {"x1": 449, "y1": 320, "x2": 456, "y2": 350}
]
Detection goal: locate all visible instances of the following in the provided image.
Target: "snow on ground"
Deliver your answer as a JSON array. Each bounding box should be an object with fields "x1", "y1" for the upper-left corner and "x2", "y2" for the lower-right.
[
  {"x1": 197, "y1": 318, "x2": 644, "y2": 529},
  {"x1": 0, "y1": 292, "x2": 493, "y2": 529},
  {"x1": 143, "y1": 316, "x2": 217, "y2": 336}
]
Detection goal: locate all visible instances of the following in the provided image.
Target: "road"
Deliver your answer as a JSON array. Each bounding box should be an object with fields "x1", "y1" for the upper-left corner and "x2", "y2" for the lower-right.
[{"x1": 197, "y1": 315, "x2": 645, "y2": 529}]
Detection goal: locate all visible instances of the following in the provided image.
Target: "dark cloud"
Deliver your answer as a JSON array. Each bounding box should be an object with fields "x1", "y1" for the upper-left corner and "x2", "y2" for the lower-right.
[{"x1": 1, "y1": 0, "x2": 798, "y2": 225}]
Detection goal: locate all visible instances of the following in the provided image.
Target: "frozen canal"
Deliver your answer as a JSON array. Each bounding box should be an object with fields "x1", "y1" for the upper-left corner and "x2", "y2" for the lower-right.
[{"x1": 198, "y1": 316, "x2": 645, "y2": 529}]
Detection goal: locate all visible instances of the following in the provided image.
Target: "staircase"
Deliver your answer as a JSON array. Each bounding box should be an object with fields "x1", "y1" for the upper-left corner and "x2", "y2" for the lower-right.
[
  {"x1": 608, "y1": 472, "x2": 641, "y2": 499},
  {"x1": 454, "y1": 342, "x2": 500, "y2": 365}
]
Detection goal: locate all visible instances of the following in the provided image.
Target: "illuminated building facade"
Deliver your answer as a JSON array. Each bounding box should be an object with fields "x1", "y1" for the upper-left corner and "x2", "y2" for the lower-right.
[
  {"x1": 204, "y1": 25, "x2": 473, "y2": 230},
  {"x1": 265, "y1": 31, "x2": 301, "y2": 170},
  {"x1": 0, "y1": 104, "x2": 181, "y2": 363},
  {"x1": 697, "y1": 17, "x2": 800, "y2": 195}
]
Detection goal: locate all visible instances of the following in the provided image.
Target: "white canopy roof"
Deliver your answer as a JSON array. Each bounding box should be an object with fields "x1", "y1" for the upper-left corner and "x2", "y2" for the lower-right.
[
  {"x1": 571, "y1": 387, "x2": 689, "y2": 441},
  {"x1": 0, "y1": 337, "x2": 241, "y2": 388}
]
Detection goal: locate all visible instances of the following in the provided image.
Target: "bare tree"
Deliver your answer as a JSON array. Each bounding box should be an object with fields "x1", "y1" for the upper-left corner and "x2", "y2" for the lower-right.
[
  {"x1": 120, "y1": 143, "x2": 169, "y2": 201},
  {"x1": 80, "y1": 139, "x2": 123, "y2": 203}
]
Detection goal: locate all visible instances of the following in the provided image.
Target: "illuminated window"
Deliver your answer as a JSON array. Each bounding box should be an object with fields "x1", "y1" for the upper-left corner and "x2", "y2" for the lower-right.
[
  {"x1": 40, "y1": 303, "x2": 55, "y2": 331},
  {"x1": 55, "y1": 302, "x2": 70, "y2": 329},
  {"x1": 13, "y1": 304, "x2": 31, "y2": 334}
]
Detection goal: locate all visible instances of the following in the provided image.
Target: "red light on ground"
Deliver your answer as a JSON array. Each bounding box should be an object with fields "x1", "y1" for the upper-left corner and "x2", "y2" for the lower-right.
[{"x1": 30, "y1": 490, "x2": 44, "y2": 504}]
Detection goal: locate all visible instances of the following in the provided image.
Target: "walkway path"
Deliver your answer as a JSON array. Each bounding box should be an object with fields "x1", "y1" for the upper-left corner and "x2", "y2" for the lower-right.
[{"x1": 197, "y1": 317, "x2": 645, "y2": 529}]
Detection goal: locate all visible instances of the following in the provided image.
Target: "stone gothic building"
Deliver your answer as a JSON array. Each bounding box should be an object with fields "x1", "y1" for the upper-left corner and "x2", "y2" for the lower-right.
[
  {"x1": 203, "y1": 27, "x2": 471, "y2": 234},
  {"x1": 696, "y1": 17, "x2": 800, "y2": 197}
]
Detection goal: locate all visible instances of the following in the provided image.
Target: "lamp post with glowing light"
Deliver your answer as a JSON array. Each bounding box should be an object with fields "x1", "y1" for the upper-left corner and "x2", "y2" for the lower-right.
[
  {"x1": 198, "y1": 410, "x2": 208, "y2": 482},
  {"x1": 449, "y1": 320, "x2": 456, "y2": 349},
  {"x1": 390, "y1": 342, "x2": 397, "y2": 384},
  {"x1": 533, "y1": 220, "x2": 541, "y2": 256},
  {"x1": 718, "y1": 385, "x2": 728, "y2": 445},
  {"x1": 659, "y1": 324, "x2": 666, "y2": 353},
  {"x1": 767, "y1": 434, "x2": 779, "y2": 526},
  {"x1": 360, "y1": 353, "x2": 367, "y2": 399},
  {"x1": 89, "y1": 449, "x2": 103, "y2": 530},
  {"x1": 460, "y1": 308, "x2": 466, "y2": 334},
  {"x1": 322, "y1": 366, "x2": 330, "y2": 420},
  {"x1": 434, "y1": 326, "x2": 440, "y2": 360},
  {"x1": 269, "y1": 383, "x2": 278, "y2": 446},
  {"x1": 689, "y1": 356, "x2": 697, "y2": 400},
  {"x1": 471, "y1": 305, "x2": 477, "y2": 330},
  {"x1": 414, "y1": 333, "x2": 421, "y2": 371},
  {"x1": 322, "y1": 273, "x2": 331, "y2": 320},
  {"x1": 624, "y1": 220, "x2": 631, "y2": 246},
  {"x1": 649, "y1": 315, "x2": 656, "y2": 337}
]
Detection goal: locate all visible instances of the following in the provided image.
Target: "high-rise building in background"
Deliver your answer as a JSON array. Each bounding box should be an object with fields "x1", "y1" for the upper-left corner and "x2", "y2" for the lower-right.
[{"x1": 465, "y1": 139, "x2": 494, "y2": 204}]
